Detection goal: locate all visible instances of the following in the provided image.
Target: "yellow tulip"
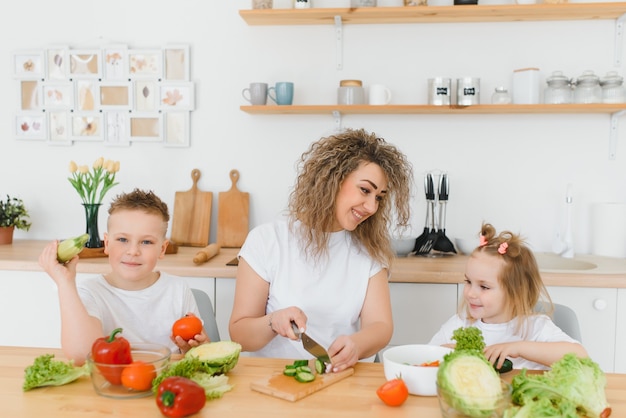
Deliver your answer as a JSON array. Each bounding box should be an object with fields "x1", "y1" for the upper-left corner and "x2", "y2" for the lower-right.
[
  {"x1": 78, "y1": 165, "x2": 89, "y2": 174},
  {"x1": 93, "y1": 157, "x2": 104, "y2": 169},
  {"x1": 68, "y1": 161, "x2": 78, "y2": 173}
]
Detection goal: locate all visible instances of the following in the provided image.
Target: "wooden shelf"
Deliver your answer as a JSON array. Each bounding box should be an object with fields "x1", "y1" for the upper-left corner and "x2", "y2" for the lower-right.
[
  {"x1": 240, "y1": 3, "x2": 626, "y2": 25},
  {"x1": 241, "y1": 103, "x2": 626, "y2": 115}
]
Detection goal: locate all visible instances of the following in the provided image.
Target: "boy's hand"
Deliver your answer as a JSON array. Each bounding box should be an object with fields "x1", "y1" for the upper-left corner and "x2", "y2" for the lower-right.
[{"x1": 38, "y1": 240, "x2": 79, "y2": 285}]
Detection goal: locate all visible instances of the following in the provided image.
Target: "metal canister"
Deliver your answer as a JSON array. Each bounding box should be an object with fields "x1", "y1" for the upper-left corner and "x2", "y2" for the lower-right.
[
  {"x1": 456, "y1": 77, "x2": 480, "y2": 106},
  {"x1": 428, "y1": 78, "x2": 451, "y2": 106}
]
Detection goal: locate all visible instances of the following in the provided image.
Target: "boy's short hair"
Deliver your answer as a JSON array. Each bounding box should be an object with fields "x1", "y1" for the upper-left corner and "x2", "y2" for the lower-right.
[{"x1": 108, "y1": 188, "x2": 170, "y2": 223}]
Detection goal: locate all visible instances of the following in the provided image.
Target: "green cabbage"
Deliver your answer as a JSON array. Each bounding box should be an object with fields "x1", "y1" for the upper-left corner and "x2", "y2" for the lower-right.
[
  {"x1": 185, "y1": 341, "x2": 242, "y2": 374},
  {"x1": 510, "y1": 353, "x2": 611, "y2": 418},
  {"x1": 23, "y1": 354, "x2": 89, "y2": 391},
  {"x1": 437, "y1": 350, "x2": 505, "y2": 418}
]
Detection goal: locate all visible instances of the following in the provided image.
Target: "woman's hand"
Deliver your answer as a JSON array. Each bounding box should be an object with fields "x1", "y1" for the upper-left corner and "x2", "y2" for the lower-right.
[
  {"x1": 327, "y1": 335, "x2": 358, "y2": 372},
  {"x1": 268, "y1": 306, "x2": 307, "y2": 340}
]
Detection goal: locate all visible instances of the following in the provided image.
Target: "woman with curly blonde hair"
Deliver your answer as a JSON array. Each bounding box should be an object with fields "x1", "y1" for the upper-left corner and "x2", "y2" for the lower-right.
[
  {"x1": 230, "y1": 129, "x2": 414, "y2": 372},
  {"x1": 430, "y1": 223, "x2": 587, "y2": 370}
]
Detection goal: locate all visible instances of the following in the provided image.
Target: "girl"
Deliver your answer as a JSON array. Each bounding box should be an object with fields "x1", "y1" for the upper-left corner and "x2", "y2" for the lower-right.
[
  {"x1": 229, "y1": 128, "x2": 413, "y2": 372},
  {"x1": 429, "y1": 223, "x2": 587, "y2": 370}
]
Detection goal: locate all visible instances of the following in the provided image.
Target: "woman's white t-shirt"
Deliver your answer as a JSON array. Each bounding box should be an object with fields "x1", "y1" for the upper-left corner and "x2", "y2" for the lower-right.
[
  {"x1": 239, "y1": 219, "x2": 383, "y2": 359},
  {"x1": 77, "y1": 272, "x2": 199, "y2": 353},
  {"x1": 429, "y1": 314, "x2": 579, "y2": 370}
]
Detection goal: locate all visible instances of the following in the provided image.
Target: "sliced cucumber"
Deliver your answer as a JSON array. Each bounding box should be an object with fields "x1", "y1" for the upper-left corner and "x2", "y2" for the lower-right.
[
  {"x1": 293, "y1": 359, "x2": 309, "y2": 367},
  {"x1": 294, "y1": 371, "x2": 316, "y2": 383},
  {"x1": 315, "y1": 358, "x2": 325, "y2": 374},
  {"x1": 283, "y1": 367, "x2": 297, "y2": 376},
  {"x1": 296, "y1": 365, "x2": 312, "y2": 373}
]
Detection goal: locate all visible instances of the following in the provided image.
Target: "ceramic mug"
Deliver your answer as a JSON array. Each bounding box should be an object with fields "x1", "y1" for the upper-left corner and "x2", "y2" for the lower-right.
[
  {"x1": 242, "y1": 82, "x2": 268, "y2": 105},
  {"x1": 268, "y1": 82, "x2": 294, "y2": 105},
  {"x1": 369, "y1": 84, "x2": 392, "y2": 105}
]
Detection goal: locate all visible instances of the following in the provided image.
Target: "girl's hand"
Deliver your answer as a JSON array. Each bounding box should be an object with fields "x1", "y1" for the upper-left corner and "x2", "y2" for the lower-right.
[
  {"x1": 171, "y1": 330, "x2": 210, "y2": 354},
  {"x1": 327, "y1": 335, "x2": 358, "y2": 372},
  {"x1": 268, "y1": 306, "x2": 308, "y2": 340},
  {"x1": 484, "y1": 342, "x2": 521, "y2": 369}
]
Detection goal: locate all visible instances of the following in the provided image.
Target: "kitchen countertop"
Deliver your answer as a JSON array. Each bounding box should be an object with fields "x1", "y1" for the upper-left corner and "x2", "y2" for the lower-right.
[
  {"x1": 1, "y1": 240, "x2": 626, "y2": 288},
  {"x1": 3, "y1": 346, "x2": 625, "y2": 418}
]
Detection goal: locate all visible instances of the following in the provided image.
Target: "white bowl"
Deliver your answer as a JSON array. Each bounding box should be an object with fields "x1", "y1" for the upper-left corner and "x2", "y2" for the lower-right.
[
  {"x1": 455, "y1": 237, "x2": 478, "y2": 255},
  {"x1": 382, "y1": 344, "x2": 452, "y2": 396},
  {"x1": 392, "y1": 237, "x2": 416, "y2": 257}
]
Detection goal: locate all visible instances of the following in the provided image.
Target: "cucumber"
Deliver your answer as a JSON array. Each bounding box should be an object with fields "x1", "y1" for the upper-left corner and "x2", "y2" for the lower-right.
[
  {"x1": 293, "y1": 359, "x2": 308, "y2": 367},
  {"x1": 494, "y1": 357, "x2": 513, "y2": 374},
  {"x1": 294, "y1": 371, "x2": 315, "y2": 383},
  {"x1": 283, "y1": 367, "x2": 297, "y2": 377},
  {"x1": 296, "y1": 365, "x2": 312, "y2": 373},
  {"x1": 315, "y1": 358, "x2": 325, "y2": 374}
]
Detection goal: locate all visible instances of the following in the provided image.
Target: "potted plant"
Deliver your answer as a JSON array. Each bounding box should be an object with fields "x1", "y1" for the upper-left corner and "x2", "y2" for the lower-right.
[{"x1": 0, "y1": 195, "x2": 32, "y2": 245}]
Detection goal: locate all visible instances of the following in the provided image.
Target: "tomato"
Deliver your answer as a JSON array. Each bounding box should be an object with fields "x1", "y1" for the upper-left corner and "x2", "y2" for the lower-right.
[
  {"x1": 376, "y1": 378, "x2": 409, "y2": 407},
  {"x1": 172, "y1": 315, "x2": 203, "y2": 341},
  {"x1": 121, "y1": 361, "x2": 157, "y2": 391}
]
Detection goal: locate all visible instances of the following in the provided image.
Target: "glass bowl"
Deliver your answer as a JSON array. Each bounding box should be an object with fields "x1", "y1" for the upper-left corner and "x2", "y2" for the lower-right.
[
  {"x1": 86, "y1": 342, "x2": 171, "y2": 399},
  {"x1": 437, "y1": 379, "x2": 512, "y2": 418}
]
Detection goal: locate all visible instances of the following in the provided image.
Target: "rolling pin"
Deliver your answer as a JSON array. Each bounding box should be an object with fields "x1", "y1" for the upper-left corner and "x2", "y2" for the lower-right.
[{"x1": 193, "y1": 243, "x2": 221, "y2": 265}]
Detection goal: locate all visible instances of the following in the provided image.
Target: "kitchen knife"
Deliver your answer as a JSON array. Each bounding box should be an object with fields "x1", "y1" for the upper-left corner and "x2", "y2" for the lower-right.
[{"x1": 291, "y1": 321, "x2": 331, "y2": 364}]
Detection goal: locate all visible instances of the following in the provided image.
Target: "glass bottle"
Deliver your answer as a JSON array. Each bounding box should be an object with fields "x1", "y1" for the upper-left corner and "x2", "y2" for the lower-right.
[
  {"x1": 573, "y1": 70, "x2": 602, "y2": 104},
  {"x1": 491, "y1": 87, "x2": 511, "y2": 104},
  {"x1": 544, "y1": 71, "x2": 572, "y2": 104},
  {"x1": 600, "y1": 71, "x2": 625, "y2": 104}
]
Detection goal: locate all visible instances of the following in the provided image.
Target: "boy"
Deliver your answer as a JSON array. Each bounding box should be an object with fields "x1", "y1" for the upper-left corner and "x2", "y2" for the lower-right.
[{"x1": 39, "y1": 189, "x2": 208, "y2": 364}]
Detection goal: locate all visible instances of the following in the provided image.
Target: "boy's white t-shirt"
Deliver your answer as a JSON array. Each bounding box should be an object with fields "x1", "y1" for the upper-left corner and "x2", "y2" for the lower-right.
[
  {"x1": 239, "y1": 219, "x2": 383, "y2": 360},
  {"x1": 429, "y1": 314, "x2": 579, "y2": 370},
  {"x1": 77, "y1": 272, "x2": 199, "y2": 353}
]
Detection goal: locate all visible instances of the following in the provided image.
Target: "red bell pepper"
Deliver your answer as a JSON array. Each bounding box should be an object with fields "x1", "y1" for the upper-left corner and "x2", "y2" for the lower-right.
[
  {"x1": 156, "y1": 377, "x2": 206, "y2": 418},
  {"x1": 91, "y1": 327, "x2": 133, "y2": 385}
]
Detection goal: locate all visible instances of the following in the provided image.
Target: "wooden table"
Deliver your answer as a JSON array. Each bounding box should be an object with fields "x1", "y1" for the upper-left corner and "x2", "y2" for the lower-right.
[{"x1": 3, "y1": 346, "x2": 625, "y2": 418}]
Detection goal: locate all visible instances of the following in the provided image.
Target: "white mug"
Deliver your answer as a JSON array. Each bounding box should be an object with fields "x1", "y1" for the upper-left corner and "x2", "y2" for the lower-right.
[
  {"x1": 369, "y1": 84, "x2": 392, "y2": 105},
  {"x1": 512, "y1": 68, "x2": 540, "y2": 104}
]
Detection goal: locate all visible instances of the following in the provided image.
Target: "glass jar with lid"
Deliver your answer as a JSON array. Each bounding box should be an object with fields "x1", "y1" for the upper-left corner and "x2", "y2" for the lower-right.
[
  {"x1": 572, "y1": 70, "x2": 602, "y2": 104},
  {"x1": 491, "y1": 87, "x2": 511, "y2": 104},
  {"x1": 544, "y1": 71, "x2": 572, "y2": 104},
  {"x1": 600, "y1": 71, "x2": 625, "y2": 104}
]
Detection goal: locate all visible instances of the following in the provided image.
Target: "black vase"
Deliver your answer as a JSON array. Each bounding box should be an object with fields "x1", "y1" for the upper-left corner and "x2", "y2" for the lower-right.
[{"x1": 82, "y1": 203, "x2": 103, "y2": 248}]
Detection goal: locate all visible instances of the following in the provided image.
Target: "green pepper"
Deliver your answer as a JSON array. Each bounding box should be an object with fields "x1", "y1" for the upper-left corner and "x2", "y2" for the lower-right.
[
  {"x1": 91, "y1": 328, "x2": 132, "y2": 385},
  {"x1": 156, "y1": 376, "x2": 206, "y2": 418}
]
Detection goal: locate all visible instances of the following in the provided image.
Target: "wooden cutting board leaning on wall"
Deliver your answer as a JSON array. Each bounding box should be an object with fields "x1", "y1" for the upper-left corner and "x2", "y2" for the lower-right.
[
  {"x1": 170, "y1": 169, "x2": 213, "y2": 247},
  {"x1": 217, "y1": 169, "x2": 249, "y2": 248}
]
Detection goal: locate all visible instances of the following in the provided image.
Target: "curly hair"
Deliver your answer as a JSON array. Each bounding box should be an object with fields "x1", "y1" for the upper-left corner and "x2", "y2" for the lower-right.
[
  {"x1": 288, "y1": 128, "x2": 413, "y2": 267},
  {"x1": 462, "y1": 223, "x2": 553, "y2": 335},
  {"x1": 107, "y1": 188, "x2": 170, "y2": 236}
]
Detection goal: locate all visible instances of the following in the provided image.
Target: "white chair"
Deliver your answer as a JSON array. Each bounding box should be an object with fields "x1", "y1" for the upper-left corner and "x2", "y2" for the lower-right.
[
  {"x1": 535, "y1": 302, "x2": 582, "y2": 342},
  {"x1": 191, "y1": 288, "x2": 221, "y2": 342}
]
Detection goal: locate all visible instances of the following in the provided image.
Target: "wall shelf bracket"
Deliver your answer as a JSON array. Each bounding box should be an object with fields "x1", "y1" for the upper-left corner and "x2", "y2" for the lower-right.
[
  {"x1": 614, "y1": 13, "x2": 626, "y2": 66},
  {"x1": 332, "y1": 110, "x2": 342, "y2": 131},
  {"x1": 609, "y1": 110, "x2": 625, "y2": 160},
  {"x1": 334, "y1": 15, "x2": 343, "y2": 70}
]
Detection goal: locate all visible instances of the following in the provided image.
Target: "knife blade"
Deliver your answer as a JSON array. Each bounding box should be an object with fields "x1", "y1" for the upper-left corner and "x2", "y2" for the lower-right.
[{"x1": 291, "y1": 321, "x2": 331, "y2": 364}]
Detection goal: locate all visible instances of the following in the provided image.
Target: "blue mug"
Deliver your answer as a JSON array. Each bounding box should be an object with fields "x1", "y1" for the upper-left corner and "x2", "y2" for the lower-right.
[{"x1": 268, "y1": 82, "x2": 294, "y2": 105}]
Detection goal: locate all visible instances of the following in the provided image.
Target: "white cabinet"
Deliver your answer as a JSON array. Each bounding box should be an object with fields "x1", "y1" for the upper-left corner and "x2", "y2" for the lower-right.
[
  {"x1": 388, "y1": 283, "x2": 458, "y2": 346},
  {"x1": 547, "y1": 286, "x2": 618, "y2": 372},
  {"x1": 615, "y1": 289, "x2": 626, "y2": 373},
  {"x1": 215, "y1": 278, "x2": 236, "y2": 342}
]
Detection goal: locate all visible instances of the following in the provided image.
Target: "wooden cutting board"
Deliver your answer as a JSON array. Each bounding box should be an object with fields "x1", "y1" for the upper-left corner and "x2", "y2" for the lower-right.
[
  {"x1": 217, "y1": 169, "x2": 249, "y2": 248},
  {"x1": 170, "y1": 169, "x2": 213, "y2": 247},
  {"x1": 250, "y1": 367, "x2": 354, "y2": 402}
]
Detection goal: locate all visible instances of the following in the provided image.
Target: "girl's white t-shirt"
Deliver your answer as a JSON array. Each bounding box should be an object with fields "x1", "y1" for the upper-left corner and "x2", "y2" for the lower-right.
[
  {"x1": 78, "y1": 272, "x2": 199, "y2": 353},
  {"x1": 429, "y1": 314, "x2": 579, "y2": 370},
  {"x1": 239, "y1": 219, "x2": 382, "y2": 359}
]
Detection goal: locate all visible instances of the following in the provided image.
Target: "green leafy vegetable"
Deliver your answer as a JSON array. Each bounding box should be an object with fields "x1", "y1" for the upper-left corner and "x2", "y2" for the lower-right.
[
  {"x1": 452, "y1": 326, "x2": 485, "y2": 352},
  {"x1": 510, "y1": 354, "x2": 611, "y2": 418},
  {"x1": 190, "y1": 373, "x2": 233, "y2": 399},
  {"x1": 23, "y1": 354, "x2": 89, "y2": 391}
]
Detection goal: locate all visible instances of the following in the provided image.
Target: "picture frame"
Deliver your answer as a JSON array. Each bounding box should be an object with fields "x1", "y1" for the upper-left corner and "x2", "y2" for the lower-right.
[
  {"x1": 70, "y1": 113, "x2": 103, "y2": 141},
  {"x1": 163, "y1": 44, "x2": 190, "y2": 81},
  {"x1": 13, "y1": 50, "x2": 45, "y2": 79},
  {"x1": 46, "y1": 46, "x2": 69, "y2": 80},
  {"x1": 47, "y1": 111, "x2": 72, "y2": 146},
  {"x1": 159, "y1": 82, "x2": 195, "y2": 111},
  {"x1": 19, "y1": 80, "x2": 41, "y2": 111},
  {"x1": 128, "y1": 49, "x2": 162, "y2": 79},
  {"x1": 128, "y1": 113, "x2": 162, "y2": 142},
  {"x1": 104, "y1": 111, "x2": 130, "y2": 147},
  {"x1": 102, "y1": 44, "x2": 128, "y2": 81},
  {"x1": 163, "y1": 112, "x2": 190, "y2": 147},
  {"x1": 74, "y1": 79, "x2": 99, "y2": 112},
  {"x1": 69, "y1": 49, "x2": 102, "y2": 79},
  {"x1": 41, "y1": 82, "x2": 73, "y2": 109},
  {"x1": 98, "y1": 82, "x2": 132, "y2": 110},
  {"x1": 133, "y1": 80, "x2": 158, "y2": 112},
  {"x1": 15, "y1": 113, "x2": 46, "y2": 140}
]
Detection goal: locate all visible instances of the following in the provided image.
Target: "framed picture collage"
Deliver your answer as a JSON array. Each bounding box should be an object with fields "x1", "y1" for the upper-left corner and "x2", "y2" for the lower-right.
[{"x1": 13, "y1": 44, "x2": 193, "y2": 147}]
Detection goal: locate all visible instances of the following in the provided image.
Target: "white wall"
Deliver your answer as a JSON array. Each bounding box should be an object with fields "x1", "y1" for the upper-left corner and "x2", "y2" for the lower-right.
[{"x1": 2, "y1": 0, "x2": 625, "y2": 255}]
